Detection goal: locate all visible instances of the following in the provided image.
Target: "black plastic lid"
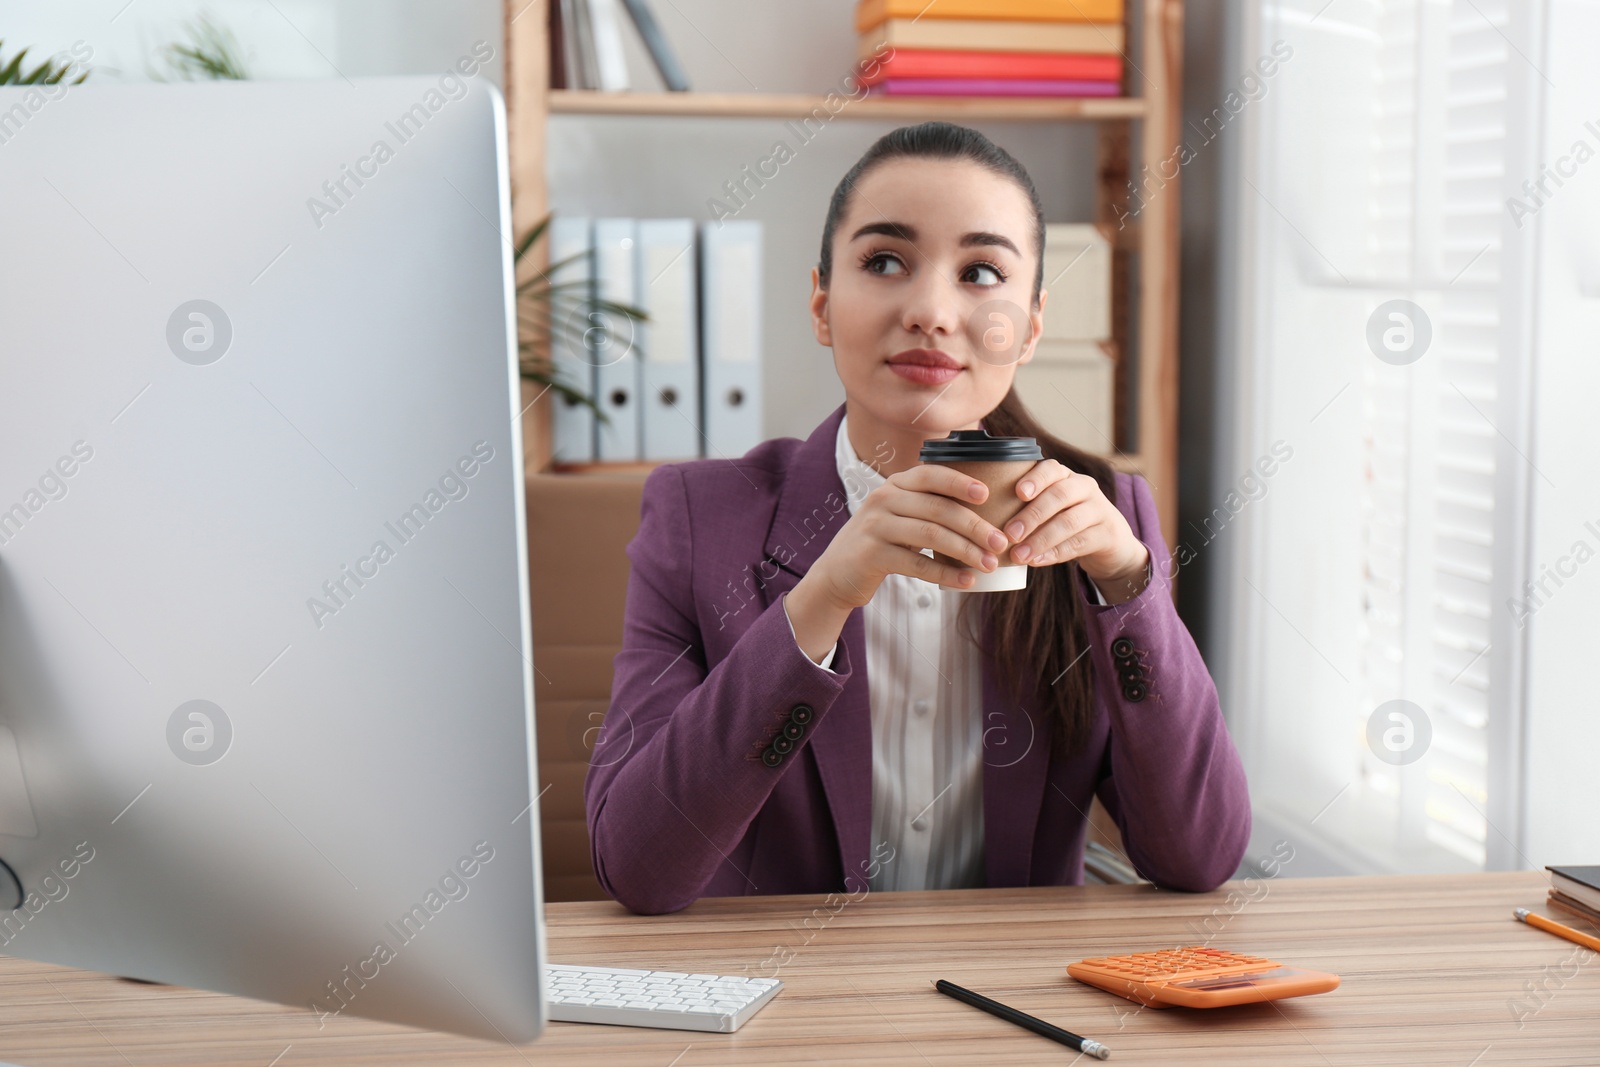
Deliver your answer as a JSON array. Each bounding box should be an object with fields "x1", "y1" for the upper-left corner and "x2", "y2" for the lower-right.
[{"x1": 919, "y1": 428, "x2": 1042, "y2": 463}]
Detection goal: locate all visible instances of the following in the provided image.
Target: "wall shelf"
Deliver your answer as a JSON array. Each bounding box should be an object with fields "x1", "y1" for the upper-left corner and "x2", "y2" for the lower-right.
[
  {"x1": 549, "y1": 451, "x2": 1147, "y2": 479},
  {"x1": 547, "y1": 88, "x2": 1149, "y2": 121}
]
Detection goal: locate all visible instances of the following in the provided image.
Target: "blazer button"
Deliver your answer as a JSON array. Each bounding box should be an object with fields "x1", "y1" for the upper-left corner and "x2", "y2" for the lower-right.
[
  {"x1": 771, "y1": 735, "x2": 794, "y2": 755},
  {"x1": 761, "y1": 747, "x2": 783, "y2": 767},
  {"x1": 1115, "y1": 654, "x2": 1139, "y2": 672},
  {"x1": 789, "y1": 703, "x2": 814, "y2": 726},
  {"x1": 1111, "y1": 637, "x2": 1135, "y2": 659},
  {"x1": 1124, "y1": 683, "x2": 1147, "y2": 703},
  {"x1": 782, "y1": 720, "x2": 806, "y2": 742},
  {"x1": 1119, "y1": 668, "x2": 1143, "y2": 688}
]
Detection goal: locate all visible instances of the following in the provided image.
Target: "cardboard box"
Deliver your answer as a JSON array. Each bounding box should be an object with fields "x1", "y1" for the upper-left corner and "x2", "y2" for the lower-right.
[
  {"x1": 1041, "y1": 223, "x2": 1111, "y2": 341},
  {"x1": 1013, "y1": 340, "x2": 1115, "y2": 452}
]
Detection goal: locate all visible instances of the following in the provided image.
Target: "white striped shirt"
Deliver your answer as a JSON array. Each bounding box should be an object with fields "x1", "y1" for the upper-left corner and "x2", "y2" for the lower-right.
[{"x1": 780, "y1": 413, "x2": 1113, "y2": 892}]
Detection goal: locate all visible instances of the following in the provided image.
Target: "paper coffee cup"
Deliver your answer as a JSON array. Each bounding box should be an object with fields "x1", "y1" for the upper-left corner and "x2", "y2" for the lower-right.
[{"x1": 919, "y1": 429, "x2": 1043, "y2": 592}]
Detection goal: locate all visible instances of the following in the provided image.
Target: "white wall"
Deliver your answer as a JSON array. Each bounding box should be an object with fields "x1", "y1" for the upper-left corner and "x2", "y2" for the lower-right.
[
  {"x1": 0, "y1": 1, "x2": 505, "y2": 85},
  {"x1": 1521, "y1": 0, "x2": 1600, "y2": 866}
]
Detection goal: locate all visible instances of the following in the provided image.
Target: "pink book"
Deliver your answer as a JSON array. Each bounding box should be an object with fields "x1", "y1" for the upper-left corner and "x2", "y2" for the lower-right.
[{"x1": 868, "y1": 77, "x2": 1121, "y2": 97}]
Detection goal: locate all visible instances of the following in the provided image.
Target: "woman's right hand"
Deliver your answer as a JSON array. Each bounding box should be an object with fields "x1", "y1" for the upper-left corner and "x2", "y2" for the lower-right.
[{"x1": 804, "y1": 466, "x2": 1012, "y2": 612}]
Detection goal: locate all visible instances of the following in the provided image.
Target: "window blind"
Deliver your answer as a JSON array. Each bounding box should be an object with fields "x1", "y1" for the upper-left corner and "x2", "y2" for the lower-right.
[{"x1": 1238, "y1": 0, "x2": 1528, "y2": 873}]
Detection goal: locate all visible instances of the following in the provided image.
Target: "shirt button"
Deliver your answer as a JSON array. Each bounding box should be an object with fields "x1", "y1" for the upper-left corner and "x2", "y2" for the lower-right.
[
  {"x1": 913, "y1": 698, "x2": 930, "y2": 716},
  {"x1": 916, "y1": 593, "x2": 932, "y2": 609},
  {"x1": 910, "y1": 816, "x2": 929, "y2": 832}
]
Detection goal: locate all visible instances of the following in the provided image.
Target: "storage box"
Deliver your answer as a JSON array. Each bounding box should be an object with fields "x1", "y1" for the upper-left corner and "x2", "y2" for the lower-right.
[
  {"x1": 1013, "y1": 340, "x2": 1115, "y2": 451},
  {"x1": 1041, "y1": 223, "x2": 1111, "y2": 341}
]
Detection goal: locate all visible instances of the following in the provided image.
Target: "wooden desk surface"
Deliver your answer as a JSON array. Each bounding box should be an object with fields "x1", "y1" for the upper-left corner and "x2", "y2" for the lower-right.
[{"x1": 1, "y1": 871, "x2": 1593, "y2": 1066}]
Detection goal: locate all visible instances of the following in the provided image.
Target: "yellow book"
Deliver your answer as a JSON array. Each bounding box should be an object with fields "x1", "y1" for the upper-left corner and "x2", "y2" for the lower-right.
[
  {"x1": 858, "y1": 18, "x2": 1124, "y2": 57},
  {"x1": 857, "y1": 0, "x2": 1123, "y2": 33}
]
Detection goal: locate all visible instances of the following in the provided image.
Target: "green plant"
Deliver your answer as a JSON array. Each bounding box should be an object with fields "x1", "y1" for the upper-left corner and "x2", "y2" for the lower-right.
[
  {"x1": 0, "y1": 41, "x2": 90, "y2": 85},
  {"x1": 156, "y1": 13, "x2": 249, "y2": 81},
  {"x1": 514, "y1": 213, "x2": 648, "y2": 425}
]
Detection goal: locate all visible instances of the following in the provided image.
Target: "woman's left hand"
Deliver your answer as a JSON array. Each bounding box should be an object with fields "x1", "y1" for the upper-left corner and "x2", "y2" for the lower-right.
[{"x1": 1000, "y1": 459, "x2": 1150, "y2": 600}]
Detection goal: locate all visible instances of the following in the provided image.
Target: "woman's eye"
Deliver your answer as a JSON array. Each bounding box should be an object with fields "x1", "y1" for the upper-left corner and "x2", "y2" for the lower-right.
[
  {"x1": 963, "y1": 262, "x2": 1004, "y2": 286},
  {"x1": 865, "y1": 252, "x2": 907, "y2": 276}
]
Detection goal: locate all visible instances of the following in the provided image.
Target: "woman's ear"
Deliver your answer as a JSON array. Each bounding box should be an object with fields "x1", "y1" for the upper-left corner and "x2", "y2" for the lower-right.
[
  {"x1": 1018, "y1": 287, "x2": 1048, "y2": 365},
  {"x1": 809, "y1": 265, "x2": 832, "y2": 346}
]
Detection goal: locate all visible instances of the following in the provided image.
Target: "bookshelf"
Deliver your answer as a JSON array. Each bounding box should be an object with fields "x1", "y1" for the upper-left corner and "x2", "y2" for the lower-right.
[
  {"x1": 504, "y1": 0, "x2": 1184, "y2": 551},
  {"x1": 548, "y1": 89, "x2": 1149, "y2": 121}
]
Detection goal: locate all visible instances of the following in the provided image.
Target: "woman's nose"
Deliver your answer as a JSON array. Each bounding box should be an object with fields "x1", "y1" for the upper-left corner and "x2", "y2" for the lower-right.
[{"x1": 900, "y1": 271, "x2": 963, "y2": 337}]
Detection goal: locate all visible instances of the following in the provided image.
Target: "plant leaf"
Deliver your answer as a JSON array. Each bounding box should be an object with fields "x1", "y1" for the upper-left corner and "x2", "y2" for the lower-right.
[
  {"x1": 0, "y1": 47, "x2": 30, "y2": 84},
  {"x1": 512, "y1": 214, "x2": 550, "y2": 262}
]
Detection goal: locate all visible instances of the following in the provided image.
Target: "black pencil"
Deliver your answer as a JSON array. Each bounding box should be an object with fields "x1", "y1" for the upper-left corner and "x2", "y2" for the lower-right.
[{"x1": 932, "y1": 978, "x2": 1110, "y2": 1059}]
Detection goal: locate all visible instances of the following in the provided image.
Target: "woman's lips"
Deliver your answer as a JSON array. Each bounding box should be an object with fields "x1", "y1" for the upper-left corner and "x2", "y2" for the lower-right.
[{"x1": 888, "y1": 362, "x2": 962, "y2": 385}]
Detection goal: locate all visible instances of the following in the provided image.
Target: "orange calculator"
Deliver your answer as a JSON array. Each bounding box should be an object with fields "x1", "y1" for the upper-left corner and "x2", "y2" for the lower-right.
[{"x1": 1067, "y1": 947, "x2": 1339, "y2": 1008}]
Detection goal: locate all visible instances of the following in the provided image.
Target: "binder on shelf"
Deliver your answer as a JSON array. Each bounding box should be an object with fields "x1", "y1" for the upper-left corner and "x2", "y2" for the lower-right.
[
  {"x1": 592, "y1": 218, "x2": 642, "y2": 461},
  {"x1": 547, "y1": 215, "x2": 596, "y2": 464},
  {"x1": 565, "y1": 0, "x2": 599, "y2": 89},
  {"x1": 549, "y1": 0, "x2": 569, "y2": 88},
  {"x1": 621, "y1": 0, "x2": 689, "y2": 91},
  {"x1": 637, "y1": 219, "x2": 702, "y2": 461},
  {"x1": 587, "y1": 0, "x2": 631, "y2": 91},
  {"x1": 699, "y1": 220, "x2": 763, "y2": 460},
  {"x1": 1041, "y1": 223, "x2": 1111, "y2": 341}
]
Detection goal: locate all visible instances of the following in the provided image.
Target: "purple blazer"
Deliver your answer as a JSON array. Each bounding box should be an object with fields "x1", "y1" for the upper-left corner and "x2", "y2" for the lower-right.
[{"x1": 585, "y1": 402, "x2": 1250, "y2": 914}]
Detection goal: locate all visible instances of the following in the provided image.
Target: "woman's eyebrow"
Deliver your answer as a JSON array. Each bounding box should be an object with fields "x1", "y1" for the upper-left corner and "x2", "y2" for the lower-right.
[
  {"x1": 962, "y1": 231, "x2": 1022, "y2": 256},
  {"x1": 850, "y1": 220, "x2": 918, "y2": 244},
  {"x1": 849, "y1": 220, "x2": 1021, "y2": 257}
]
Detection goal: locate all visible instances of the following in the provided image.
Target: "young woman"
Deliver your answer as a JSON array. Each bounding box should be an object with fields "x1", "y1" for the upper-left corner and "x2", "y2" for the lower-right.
[{"x1": 585, "y1": 122, "x2": 1249, "y2": 915}]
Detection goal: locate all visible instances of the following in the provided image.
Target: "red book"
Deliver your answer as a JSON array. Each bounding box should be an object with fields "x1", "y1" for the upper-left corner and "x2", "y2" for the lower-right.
[
  {"x1": 866, "y1": 77, "x2": 1121, "y2": 97},
  {"x1": 861, "y1": 48, "x2": 1121, "y2": 86}
]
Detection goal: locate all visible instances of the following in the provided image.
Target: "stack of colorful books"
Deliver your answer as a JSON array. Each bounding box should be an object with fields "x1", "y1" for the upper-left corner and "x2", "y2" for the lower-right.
[{"x1": 855, "y1": 0, "x2": 1125, "y2": 98}]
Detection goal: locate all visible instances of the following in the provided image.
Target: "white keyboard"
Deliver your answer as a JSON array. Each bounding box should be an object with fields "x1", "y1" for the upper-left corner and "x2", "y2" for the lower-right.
[{"x1": 545, "y1": 964, "x2": 782, "y2": 1033}]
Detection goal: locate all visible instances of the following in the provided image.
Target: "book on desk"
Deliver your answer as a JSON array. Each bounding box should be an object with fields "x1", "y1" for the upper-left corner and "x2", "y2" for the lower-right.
[{"x1": 1546, "y1": 865, "x2": 1600, "y2": 926}]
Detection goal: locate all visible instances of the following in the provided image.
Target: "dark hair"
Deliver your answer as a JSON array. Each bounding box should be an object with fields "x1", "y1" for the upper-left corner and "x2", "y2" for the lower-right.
[{"x1": 818, "y1": 121, "x2": 1119, "y2": 760}]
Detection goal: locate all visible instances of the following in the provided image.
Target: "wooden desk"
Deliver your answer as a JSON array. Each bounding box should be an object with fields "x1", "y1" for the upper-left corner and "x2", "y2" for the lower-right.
[{"x1": 1, "y1": 872, "x2": 1593, "y2": 1065}]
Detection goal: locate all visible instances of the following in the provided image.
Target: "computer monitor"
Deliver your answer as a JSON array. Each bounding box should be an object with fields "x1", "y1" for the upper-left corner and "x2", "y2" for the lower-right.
[{"x1": 0, "y1": 73, "x2": 547, "y2": 1041}]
